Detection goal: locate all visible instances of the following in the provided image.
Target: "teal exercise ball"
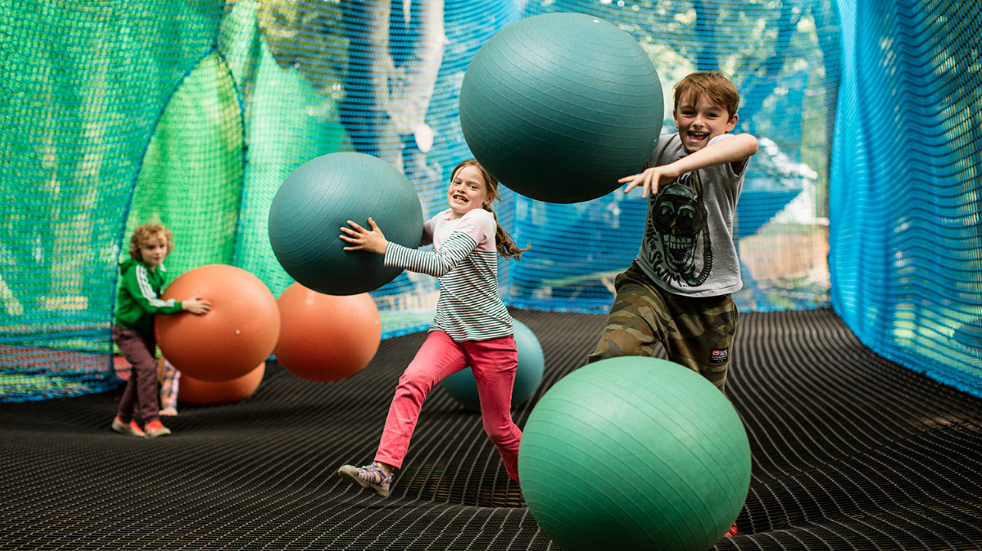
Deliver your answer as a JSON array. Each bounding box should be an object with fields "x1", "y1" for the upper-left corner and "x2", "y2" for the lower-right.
[
  {"x1": 459, "y1": 13, "x2": 663, "y2": 204},
  {"x1": 518, "y1": 357, "x2": 751, "y2": 551},
  {"x1": 440, "y1": 320, "x2": 544, "y2": 411},
  {"x1": 268, "y1": 152, "x2": 424, "y2": 295}
]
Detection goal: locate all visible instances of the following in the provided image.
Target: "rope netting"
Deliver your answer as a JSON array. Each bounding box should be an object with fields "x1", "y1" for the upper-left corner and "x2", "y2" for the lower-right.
[
  {"x1": 830, "y1": 0, "x2": 982, "y2": 396},
  {"x1": 1, "y1": 0, "x2": 978, "y2": 402}
]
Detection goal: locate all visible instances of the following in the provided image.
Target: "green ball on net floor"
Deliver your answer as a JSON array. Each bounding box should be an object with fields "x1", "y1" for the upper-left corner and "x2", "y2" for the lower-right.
[
  {"x1": 440, "y1": 320, "x2": 544, "y2": 411},
  {"x1": 518, "y1": 356, "x2": 751, "y2": 551}
]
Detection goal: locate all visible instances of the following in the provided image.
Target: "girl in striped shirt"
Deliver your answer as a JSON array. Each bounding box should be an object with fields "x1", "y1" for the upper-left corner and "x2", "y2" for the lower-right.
[{"x1": 337, "y1": 159, "x2": 528, "y2": 499}]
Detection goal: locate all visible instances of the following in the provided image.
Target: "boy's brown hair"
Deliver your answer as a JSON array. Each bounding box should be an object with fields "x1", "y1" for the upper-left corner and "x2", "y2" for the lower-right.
[
  {"x1": 673, "y1": 71, "x2": 741, "y2": 119},
  {"x1": 128, "y1": 223, "x2": 174, "y2": 261}
]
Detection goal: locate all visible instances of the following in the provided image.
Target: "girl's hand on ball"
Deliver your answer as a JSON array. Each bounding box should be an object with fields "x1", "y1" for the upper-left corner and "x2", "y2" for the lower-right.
[
  {"x1": 183, "y1": 296, "x2": 212, "y2": 315},
  {"x1": 340, "y1": 218, "x2": 389, "y2": 255}
]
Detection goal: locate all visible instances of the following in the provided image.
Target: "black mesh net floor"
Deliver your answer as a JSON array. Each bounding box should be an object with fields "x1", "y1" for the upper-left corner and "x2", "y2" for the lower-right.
[{"x1": 2, "y1": 308, "x2": 981, "y2": 551}]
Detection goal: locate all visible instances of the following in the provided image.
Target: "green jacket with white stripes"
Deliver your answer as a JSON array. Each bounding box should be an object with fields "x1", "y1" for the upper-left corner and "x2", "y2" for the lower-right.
[{"x1": 113, "y1": 258, "x2": 184, "y2": 336}]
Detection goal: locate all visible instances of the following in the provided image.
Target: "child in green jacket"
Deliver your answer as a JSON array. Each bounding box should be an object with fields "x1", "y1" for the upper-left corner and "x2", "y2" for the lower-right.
[{"x1": 112, "y1": 223, "x2": 210, "y2": 438}]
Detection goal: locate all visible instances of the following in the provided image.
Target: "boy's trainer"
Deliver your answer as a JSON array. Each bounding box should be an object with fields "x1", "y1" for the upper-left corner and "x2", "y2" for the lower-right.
[
  {"x1": 111, "y1": 417, "x2": 146, "y2": 438},
  {"x1": 144, "y1": 420, "x2": 171, "y2": 438}
]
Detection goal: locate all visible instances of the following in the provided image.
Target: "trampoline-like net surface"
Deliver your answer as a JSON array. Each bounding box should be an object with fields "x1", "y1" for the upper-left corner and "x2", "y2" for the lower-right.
[{"x1": 1, "y1": 308, "x2": 981, "y2": 550}]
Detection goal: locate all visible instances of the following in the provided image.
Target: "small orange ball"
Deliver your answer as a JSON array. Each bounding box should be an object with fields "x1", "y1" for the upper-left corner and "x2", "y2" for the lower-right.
[
  {"x1": 274, "y1": 283, "x2": 381, "y2": 382},
  {"x1": 155, "y1": 264, "x2": 280, "y2": 382},
  {"x1": 178, "y1": 361, "x2": 265, "y2": 405}
]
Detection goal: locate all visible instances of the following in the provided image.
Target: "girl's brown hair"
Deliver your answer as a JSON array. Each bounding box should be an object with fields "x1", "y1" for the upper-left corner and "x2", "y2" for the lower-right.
[
  {"x1": 451, "y1": 159, "x2": 530, "y2": 260},
  {"x1": 128, "y1": 223, "x2": 174, "y2": 261}
]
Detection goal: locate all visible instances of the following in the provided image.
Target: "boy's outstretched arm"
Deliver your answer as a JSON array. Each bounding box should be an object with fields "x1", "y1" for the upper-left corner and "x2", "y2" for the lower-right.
[{"x1": 621, "y1": 133, "x2": 759, "y2": 198}]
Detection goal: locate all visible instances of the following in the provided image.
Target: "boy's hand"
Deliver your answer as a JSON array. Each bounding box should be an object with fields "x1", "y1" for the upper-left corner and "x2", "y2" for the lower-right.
[
  {"x1": 619, "y1": 165, "x2": 681, "y2": 199},
  {"x1": 183, "y1": 296, "x2": 211, "y2": 315},
  {"x1": 341, "y1": 217, "x2": 389, "y2": 255}
]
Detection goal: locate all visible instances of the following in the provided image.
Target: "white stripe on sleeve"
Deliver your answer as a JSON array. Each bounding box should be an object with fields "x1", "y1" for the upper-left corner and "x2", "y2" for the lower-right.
[
  {"x1": 136, "y1": 265, "x2": 175, "y2": 308},
  {"x1": 384, "y1": 232, "x2": 477, "y2": 277}
]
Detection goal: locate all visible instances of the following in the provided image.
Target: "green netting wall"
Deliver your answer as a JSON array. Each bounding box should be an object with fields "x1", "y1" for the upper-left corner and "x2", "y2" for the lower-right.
[
  {"x1": 0, "y1": 0, "x2": 518, "y2": 400},
  {"x1": 3, "y1": 0, "x2": 976, "y2": 402}
]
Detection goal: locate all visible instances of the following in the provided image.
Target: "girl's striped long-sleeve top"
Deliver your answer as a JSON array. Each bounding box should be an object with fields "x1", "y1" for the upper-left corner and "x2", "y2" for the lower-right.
[{"x1": 383, "y1": 208, "x2": 513, "y2": 342}]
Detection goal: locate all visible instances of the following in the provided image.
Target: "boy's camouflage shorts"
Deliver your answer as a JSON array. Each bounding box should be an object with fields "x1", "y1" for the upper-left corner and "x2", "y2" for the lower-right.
[{"x1": 587, "y1": 262, "x2": 739, "y2": 393}]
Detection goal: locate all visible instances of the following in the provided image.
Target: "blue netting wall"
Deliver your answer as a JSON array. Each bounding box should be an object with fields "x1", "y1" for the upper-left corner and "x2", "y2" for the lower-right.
[{"x1": 829, "y1": 0, "x2": 982, "y2": 397}]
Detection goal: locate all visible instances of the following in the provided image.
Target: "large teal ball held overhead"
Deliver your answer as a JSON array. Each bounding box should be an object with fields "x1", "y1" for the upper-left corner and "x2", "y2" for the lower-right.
[
  {"x1": 268, "y1": 152, "x2": 424, "y2": 296},
  {"x1": 440, "y1": 320, "x2": 544, "y2": 411},
  {"x1": 518, "y1": 357, "x2": 752, "y2": 551},
  {"x1": 459, "y1": 13, "x2": 663, "y2": 204}
]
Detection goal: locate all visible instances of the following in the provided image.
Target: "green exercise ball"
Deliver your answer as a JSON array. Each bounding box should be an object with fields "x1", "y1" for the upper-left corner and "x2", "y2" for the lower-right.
[
  {"x1": 440, "y1": 320, "x2": 544, "y2": 411},
  {"x1": 268, "y1": 152, "x2": 424, "y2": 295},
  {"x1": 459, "y1": 13, "x2": 663, "y2": 204},
  {"x1": 518, "y1": 356, "x2": 751, "y2": 551}
]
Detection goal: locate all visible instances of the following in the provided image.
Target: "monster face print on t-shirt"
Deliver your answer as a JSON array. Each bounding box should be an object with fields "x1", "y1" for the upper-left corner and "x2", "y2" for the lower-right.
[{"x1": 643, "y1": 170, "x2": 713, "y2": 288}]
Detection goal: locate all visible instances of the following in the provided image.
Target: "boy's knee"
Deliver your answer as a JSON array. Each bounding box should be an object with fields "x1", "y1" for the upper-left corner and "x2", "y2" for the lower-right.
[
  {"x1": 590, "y1": 326, "x2": 649, "y2": 362},
  {"x1": 586, "y1": 344, "x2": 613, "y2": 364}
]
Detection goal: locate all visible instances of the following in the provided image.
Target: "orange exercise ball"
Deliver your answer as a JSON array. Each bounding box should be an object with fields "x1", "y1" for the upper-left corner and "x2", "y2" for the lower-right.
[
  {"x1": 155, "y1": 264, "x2": 280, "y2": 382},
  {"x1": 178, "y1": 361, "x2": 266, "y2": 405},
  {"x1": 274, "y1": 282, "x2": 381, "y2": 382}
]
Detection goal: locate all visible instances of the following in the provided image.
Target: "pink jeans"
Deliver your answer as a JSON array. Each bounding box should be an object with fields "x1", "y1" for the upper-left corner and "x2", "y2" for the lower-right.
[{"x1": 376, "y1": 330, "x2": 523, "y2": 481}]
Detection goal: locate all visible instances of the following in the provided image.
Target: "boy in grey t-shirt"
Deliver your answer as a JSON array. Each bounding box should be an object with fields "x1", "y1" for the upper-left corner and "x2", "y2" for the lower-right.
[
  {"x1": 589, "y1": 71, "x2": 758, "y2": 395},
  {"x1": 588, "y1": 70, "x2": 758, "y2": 540}
]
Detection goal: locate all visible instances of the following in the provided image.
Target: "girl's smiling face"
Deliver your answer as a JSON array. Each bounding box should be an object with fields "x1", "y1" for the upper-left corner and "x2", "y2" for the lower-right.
[
  {"x1": 674, "y1": 92, "x2": 738, "y2": 153},
  {"x1": 447, "y1": 165, "x2": 492, "y2": 219}
]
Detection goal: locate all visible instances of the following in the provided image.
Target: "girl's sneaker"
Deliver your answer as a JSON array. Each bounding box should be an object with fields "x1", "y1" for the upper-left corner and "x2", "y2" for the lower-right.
[
  {"x1": 144, "y1": 420, "x2": 171, "y2": 438},
  {"x1": 111, "y1": 417, "x2": 146, "y2": 438},
  {"x1": 725, "y1": 522, "x2": 741, "y2": 537},
  {"x1": 338, "y1": 462, "x2": 392, "y2": 497}
]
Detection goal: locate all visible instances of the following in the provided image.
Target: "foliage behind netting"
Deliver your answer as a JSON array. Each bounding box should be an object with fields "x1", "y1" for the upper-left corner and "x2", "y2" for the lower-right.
[
  {"x1": 829, "y1": 1, "x2": 982, "y2": 397},
  {"x1": 0, "y1": 0, "x2": 855, "y2": 402}
]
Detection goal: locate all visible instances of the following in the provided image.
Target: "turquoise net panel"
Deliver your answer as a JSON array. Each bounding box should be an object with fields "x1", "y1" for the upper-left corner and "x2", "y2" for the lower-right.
[{"x1": 830, "y1": 0, "x2": 982, "y2": 396}]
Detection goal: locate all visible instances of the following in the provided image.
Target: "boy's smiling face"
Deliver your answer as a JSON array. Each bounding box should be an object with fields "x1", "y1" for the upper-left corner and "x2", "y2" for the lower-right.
[
  {"x1": 139, "y1": 233, "x2": 169, "y2": 270},
  {"x1": 674, "y1": 92, "x2": 738, "y2": 153}
]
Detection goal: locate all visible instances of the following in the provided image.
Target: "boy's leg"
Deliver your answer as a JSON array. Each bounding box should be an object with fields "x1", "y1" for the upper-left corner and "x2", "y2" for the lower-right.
[
  {"x1": 661, "y1": 293, "x2": 739, "y2": 393},
  {"x1": 375, "y1": 331, "x2": 468, "y2": 470},
  {"x1": 113, "y1": 326, "x2": 158, "y2": 423},
  {"x1": 588, "y1": 263, "x2": 667, "y2": 363},
  {"x1": 115, "y1": 377, "x2": 138, "y2": 423},
  {"x1": 467, "y1": 335, "x2": 523, "y2": 482}
]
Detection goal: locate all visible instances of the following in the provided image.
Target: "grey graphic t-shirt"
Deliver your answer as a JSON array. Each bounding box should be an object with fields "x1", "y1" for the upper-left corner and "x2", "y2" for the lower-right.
[{"x1": 635, "y1": 133, "x2": 747, "y2": 297}]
